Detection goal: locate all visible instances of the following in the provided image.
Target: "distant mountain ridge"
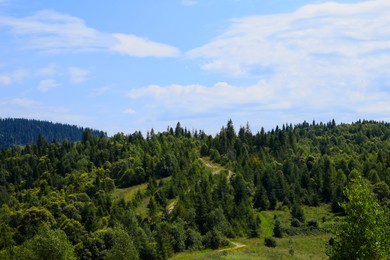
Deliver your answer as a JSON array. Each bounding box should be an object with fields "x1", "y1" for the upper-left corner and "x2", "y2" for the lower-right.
[{"x1": 0, "y1": 118, "x2": 106, "y2": 148}]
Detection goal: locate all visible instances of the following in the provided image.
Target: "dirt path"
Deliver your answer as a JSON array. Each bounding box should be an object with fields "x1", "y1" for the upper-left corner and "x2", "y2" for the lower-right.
[
  {"x1": 218, "y1": 241, "x2": 246, "y2": 252},
  {"x1": 199, "y1": 158, "x2": 221, "y2": 173},
  {"x1": 167, "y1": 200, "x2": 177, "y2": 214}
]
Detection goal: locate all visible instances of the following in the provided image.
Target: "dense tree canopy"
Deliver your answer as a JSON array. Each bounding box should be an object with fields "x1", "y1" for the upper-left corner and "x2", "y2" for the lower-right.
[
  {"x1": 0, "y1": 118, "x2": 105, "y2": 148},
  {"x1": 0, "y1": 119, "x2": 389, "y2": 259}
]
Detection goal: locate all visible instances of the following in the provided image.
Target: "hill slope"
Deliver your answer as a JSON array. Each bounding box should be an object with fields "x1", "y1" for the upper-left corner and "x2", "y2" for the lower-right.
[
  {"x1": 0, "y1": 119, "x2": 388, "y2": 259},
  {"x1": 0, "y1": 118, "x2": 105, "y2": 148}
]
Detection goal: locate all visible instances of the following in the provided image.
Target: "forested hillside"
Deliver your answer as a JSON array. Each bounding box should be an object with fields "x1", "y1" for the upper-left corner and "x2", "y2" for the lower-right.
[
  {"x1": 0, "y1": 118, "x2": 105, "y2": 148},
  {"x1": 0, "y1": 120, "x2": 389, "y2": 259}
]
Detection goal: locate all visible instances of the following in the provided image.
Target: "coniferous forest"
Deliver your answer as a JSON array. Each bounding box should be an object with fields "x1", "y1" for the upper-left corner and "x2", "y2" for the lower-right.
[
  {"x1": 0, "y1": 119, "x2": 389, "y2": 259},
  {"x1": 0, "y1": 118, "x2": 105, "y2": 148}
]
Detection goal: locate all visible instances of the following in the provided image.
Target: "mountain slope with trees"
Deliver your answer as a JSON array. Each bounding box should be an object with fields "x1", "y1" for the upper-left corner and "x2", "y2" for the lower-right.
[
  {"x1": 0, "y1": 118, "x2": 105, "y2": 148},
  {"x1": 0, "y1": 119, "x2": 389, "y2": 259}
]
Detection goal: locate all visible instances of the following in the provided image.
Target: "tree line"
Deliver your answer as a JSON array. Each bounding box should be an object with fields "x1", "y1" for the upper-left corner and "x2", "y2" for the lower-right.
[{"x1": 0, "y1": 118, "x2": 105, "y2": 148}]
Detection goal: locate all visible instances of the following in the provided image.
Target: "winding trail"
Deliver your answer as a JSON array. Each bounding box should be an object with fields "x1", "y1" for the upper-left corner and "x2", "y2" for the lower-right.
[{"x1": 218, "y1": 241, "x2": 246, "y2": 252}]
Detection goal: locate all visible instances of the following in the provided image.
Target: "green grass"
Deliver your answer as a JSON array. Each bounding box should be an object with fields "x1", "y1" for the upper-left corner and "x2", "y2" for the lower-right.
[
  {"x1": 170, "y1": 234, "x2": 330, "y2": 260},
  {"x1": 200, "y1": 157, "x2": 225, "y2": 174},
  {"x1": 171, "y1": 205, "x2": 335, "y2": 260},
  {"x1": 171, "y1": 248, "x2": 216, "y2": 260},
  {"x1": 112, "y1": 176, "x2": 172, "y2": 201},
  {"x1": 112, "y1": 166, "x2": 338, "y2": 260},
  {"x1": 112, "y1": 176, "x2": 172, "y2": 219},
  {"x1": 134, "y1": 196, "x2": 150, "y2": 218},
  {"x1": 259, "y1": 212, "x2": 273, "y2": 237},
  {"x1": 112, "y1": 182, "x2": 149, "y2": 201}
]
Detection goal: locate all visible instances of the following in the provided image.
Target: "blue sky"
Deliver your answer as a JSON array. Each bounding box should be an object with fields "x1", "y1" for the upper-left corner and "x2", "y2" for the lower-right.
[{"x1": 1, "y1": 0, "x2": 389, "y2": 135}]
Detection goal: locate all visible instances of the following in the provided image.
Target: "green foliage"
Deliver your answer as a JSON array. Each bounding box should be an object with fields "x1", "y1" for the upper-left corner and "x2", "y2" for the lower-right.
[
  {"x1": 0, "y1": 118, "x2": 105, "y2": 148},
  {"x1": 0, "y1": 119, "x2": 390, "y2": 259},
  {"x1": 203, "y1": 228, "x2": 229, "y2": 249},
  {"x1": 102, "y1": 227, "x2": 139, "y2": 260},
  {"x1": 264, "y1": 237, "x2": 277, "y2": 248},
  {"x1": 327, "y1": 178, "x2": 390, "y2": 259},
  {"x1": 12, "y1": 225, "x2": 76, "y2": 260},
  {"x1": 184, "y1": 228, "x2": 203, "y2": 251},
  {"x1": 290, "y1": 218, "x2": 301, "y2": 227},
  {"x1": 290, "y1": 203, "x2": 305, "y2": 223},
  {"x1": 273, "y1": 219, "x2": 283, "y2": 238}
]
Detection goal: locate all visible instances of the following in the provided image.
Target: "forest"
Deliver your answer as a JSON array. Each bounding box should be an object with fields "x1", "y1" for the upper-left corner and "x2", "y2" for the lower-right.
[
  {"x1": 0, "y1": 119, "x2": 389, "y2": 259},
  {"x1": 0, "y1": 118, "x2": 105, "y2": 148}
]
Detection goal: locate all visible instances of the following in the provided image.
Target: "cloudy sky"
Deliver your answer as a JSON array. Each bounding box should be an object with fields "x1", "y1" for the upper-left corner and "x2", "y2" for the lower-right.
[{"x1": 1, "y1": 0, "x2": 389, "y2": 135}]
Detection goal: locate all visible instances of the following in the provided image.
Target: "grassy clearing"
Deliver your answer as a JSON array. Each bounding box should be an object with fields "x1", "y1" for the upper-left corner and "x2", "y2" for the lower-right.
[
  {"x1": 134, "y1": 196, "x2": 150, "y2": 218},
  {"x1": 171, "y1": 248, "x2": 216, "y2": 260},
  {"x1": 171, "y1": 204, "x2": 335, "y2": 260},
  {"x1": 200, "y1": 157, "x2": 225, "y2": 174},
  {"x1": 112, "y1": 176, "x2": 172, "y2": 201},
  {"x1": 170, "y1": 234, "x2": 330, "y2": 260},
  {"x1": 259, "y1": 212, "x2": 273, "y2": 237},
  {"x1": 112, "y1": 177, "x2": 172, "y2": 219},
  {"x1": 112, "y1": 182, "x2": 148, "y2": 201}
]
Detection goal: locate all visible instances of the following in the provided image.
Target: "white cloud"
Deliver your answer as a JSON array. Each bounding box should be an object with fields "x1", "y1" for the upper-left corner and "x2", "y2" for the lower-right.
[
  {"x1": 0, "y1": 10, "x2": 110, "y2": 53},
  {"x1": 188, "y1": 0, "x2": 390, "y2": 83},
  {"x1": 0, "y1": 74, "x2": 11, "y2": 86},
  {"x1": 127, "y1": 76, "x2": 390, "y2": 133},
  {"x1": 90, "y1": 85, "x2": 111, "y2": 96},
  {"x1": 123, "y1": 108, "x2": 136, "y2": 115},
  {"x1": 112, "y1": 34, "x2": 180, "y2": 58},
  {"x1": 0, "y1": 97, "x2": 92, "y2": 126},
  {"x1": 184, "y1": 0, "x2": 390, "y2": 126},
  {"x1": 0, "y1": 98, "x2": 39, "y2": 107},
  {"x1": 68, "y1": 67, "x2": 89, "y2": 84},
  {"x1": 181, "y1": 0, "x2": 198, "y2": 6},
  {"x1": 128, "y1": 81, "x2": 273, "y2": 113},
  {"x1": 0, "y1": 10, "x2": 180, "y2": 58},
  {"x1": 37, "y1": 63, "x2": 57, "y2": 77},
  {"x1": 0, "y1": 69, "x2": 29, "y2": 86},
  {"x1": 38, "y1": 79, "x2": 59, "y2": 92}
]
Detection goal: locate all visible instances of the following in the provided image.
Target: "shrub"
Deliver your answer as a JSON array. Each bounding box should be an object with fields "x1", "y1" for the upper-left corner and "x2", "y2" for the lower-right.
[
  {"x1": 291, "y1": 218, "x2": 301, "y2": 227},
  {"x1": 307, "y1": 219, "x2": 318, "y2": 228},
  {"x1": 264, "y1": 237, "x2": 276, "y2": 248},
  {"x1": 273, "y1": 220, "x2": 283, "y2": 238}
]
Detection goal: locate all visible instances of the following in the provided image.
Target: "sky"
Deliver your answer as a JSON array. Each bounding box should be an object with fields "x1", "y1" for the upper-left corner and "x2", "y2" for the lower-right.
[{"x1": 1, "y1": 0, "x2": 390, "y2": 135}]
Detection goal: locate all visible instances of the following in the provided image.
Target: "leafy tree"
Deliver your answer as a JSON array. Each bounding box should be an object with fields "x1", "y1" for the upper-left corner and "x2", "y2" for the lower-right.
[
  {"x1": 12, "y1": 225, "x2": 76, "y2": 260},
  {"x1": 103, "y1": 227, "x2": 138, "y2": 260},
  {"x1": 16, "y1": 207, "x2": 56, "y2": 242},
  {"x1": 327, "y1": 178, "x2": 390, "y2": 259}
]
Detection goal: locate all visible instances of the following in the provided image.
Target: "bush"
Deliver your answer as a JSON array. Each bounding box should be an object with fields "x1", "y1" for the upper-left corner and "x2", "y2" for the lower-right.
[
  {"x1": 291, "y1": 203, "x2": 305, "y2": 223},
  {"x1": 264, "y1": 237, "x2": 276, "y2": 248},
  {"x1": 291, "y1": 218, "x2": 301, "y2": 227},
  {"x1": 273, "y1": 220, "x2": 283, "y2": 238},
  {"x1": 307, "y1": 219, "x2": 318, "y2": 228}
]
